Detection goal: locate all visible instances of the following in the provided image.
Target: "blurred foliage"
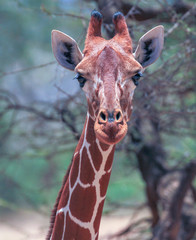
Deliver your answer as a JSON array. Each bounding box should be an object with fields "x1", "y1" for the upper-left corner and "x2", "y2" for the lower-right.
[{"x1": 0, "y1": 0, "x2": 196, "y2": 222}]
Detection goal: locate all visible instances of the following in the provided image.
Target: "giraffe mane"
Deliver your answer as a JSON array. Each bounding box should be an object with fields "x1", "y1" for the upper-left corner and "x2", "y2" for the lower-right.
[{"x1": 46, "y1": 161, "x2": 72, "y2": 240}]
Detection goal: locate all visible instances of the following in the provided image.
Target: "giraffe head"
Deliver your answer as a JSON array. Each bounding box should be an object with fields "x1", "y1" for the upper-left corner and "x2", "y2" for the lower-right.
[{"x1": 52, "y1": 11, "x2": 164, "y2": 145}]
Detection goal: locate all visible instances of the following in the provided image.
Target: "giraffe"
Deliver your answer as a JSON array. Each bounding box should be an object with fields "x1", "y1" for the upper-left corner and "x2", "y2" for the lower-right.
[{"x1": 47, "y1": 10, "x2": 164, "y2": 240}]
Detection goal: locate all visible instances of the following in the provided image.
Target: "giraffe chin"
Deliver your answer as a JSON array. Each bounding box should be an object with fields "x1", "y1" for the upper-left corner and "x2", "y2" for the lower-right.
[{"x1": 94, "y1": 121, "x2": 128, "y2": 145}]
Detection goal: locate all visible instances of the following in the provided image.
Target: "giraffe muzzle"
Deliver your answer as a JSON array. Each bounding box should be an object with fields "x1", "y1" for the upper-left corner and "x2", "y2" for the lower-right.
[{"x1": 94, "y1": 108, "x2": 127, "y2": 145}]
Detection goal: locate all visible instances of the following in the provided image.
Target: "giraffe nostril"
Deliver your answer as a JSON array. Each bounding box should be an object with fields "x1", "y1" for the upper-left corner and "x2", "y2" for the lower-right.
[
  {"x1": 98, "y1": 110, "x2": 123, "y2": 123},
  {"x1": 115, "y1": 111, "x2": 121, "y2": 121},
  {"x1": 100, "y1": 111, "x2": 106, "y2": 121}
]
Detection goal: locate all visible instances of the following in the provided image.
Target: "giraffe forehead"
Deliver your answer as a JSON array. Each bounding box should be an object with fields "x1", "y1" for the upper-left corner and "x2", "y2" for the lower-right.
[
  {"x1": 77, "y1": 40, "x2": 127, "y2": 76},
  {"x1": 97, "y1": 46, "x2": 119, "y2": 80}
]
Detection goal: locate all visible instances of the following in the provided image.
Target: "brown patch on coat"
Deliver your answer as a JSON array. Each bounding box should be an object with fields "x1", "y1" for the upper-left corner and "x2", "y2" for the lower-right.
[{"x1": 69, "y1": 184, "x2": 96, "y2": 222}]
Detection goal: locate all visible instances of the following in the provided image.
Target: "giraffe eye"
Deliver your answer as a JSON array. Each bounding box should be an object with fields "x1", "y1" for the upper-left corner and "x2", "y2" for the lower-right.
[
  {"x1": 132, "y1": 71, "x2": 143, "y2": 86},
  {"x1": 74, "y1": 73, "x2": 87, "y2": 88}
]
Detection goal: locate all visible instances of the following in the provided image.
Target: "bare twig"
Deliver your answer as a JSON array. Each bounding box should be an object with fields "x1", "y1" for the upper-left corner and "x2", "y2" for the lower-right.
[
  {"x1": 0, "y1": 61, "x2": 56, "y2": 78},
  {"x1": 165, "y1": 3, "x2": 196, "y2": 37}
]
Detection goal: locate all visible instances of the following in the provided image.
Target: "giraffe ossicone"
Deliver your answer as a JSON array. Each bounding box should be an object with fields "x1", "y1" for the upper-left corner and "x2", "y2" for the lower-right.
[{"x1": 47, "y1": 10, "x2": 164, "y2": 240}]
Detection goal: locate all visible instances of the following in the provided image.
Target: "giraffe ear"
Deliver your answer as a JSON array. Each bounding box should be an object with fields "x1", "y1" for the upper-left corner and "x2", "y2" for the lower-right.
[
  {"x1": 51, "y1": 30, "x2": 83, "y2": 71},
  {"x1": 134, "y1": 26, "x2": 164, "y2": 68}
]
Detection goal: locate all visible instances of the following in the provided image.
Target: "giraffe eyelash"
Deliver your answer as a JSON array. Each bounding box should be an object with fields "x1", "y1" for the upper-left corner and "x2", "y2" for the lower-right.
[
  {"x1": 132, "y1": 71, "x2": 143, "y2": 86},
  {"x1": 74, "y1": 73, "x2": 87, "y2": 88}
]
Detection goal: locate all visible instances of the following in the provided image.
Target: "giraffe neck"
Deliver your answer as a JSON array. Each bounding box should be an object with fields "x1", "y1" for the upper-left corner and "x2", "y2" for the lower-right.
[{"x1": 50, "y1": 113, "x2": 115, "y2": 240}]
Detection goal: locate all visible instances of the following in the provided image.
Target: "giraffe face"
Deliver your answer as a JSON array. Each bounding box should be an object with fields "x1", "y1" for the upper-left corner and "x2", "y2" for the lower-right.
[
  {"x1": 75, "y1": 43, "x2": 142, "y2": 145},
  {"x1": 52, "y1": 11, "x2": 164, "y2": 145}
]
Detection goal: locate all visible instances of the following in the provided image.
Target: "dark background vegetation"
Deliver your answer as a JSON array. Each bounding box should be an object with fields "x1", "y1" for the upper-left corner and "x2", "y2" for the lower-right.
[{"x1": 0, "y1": 0, "x2": 196, "y2": 239}]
